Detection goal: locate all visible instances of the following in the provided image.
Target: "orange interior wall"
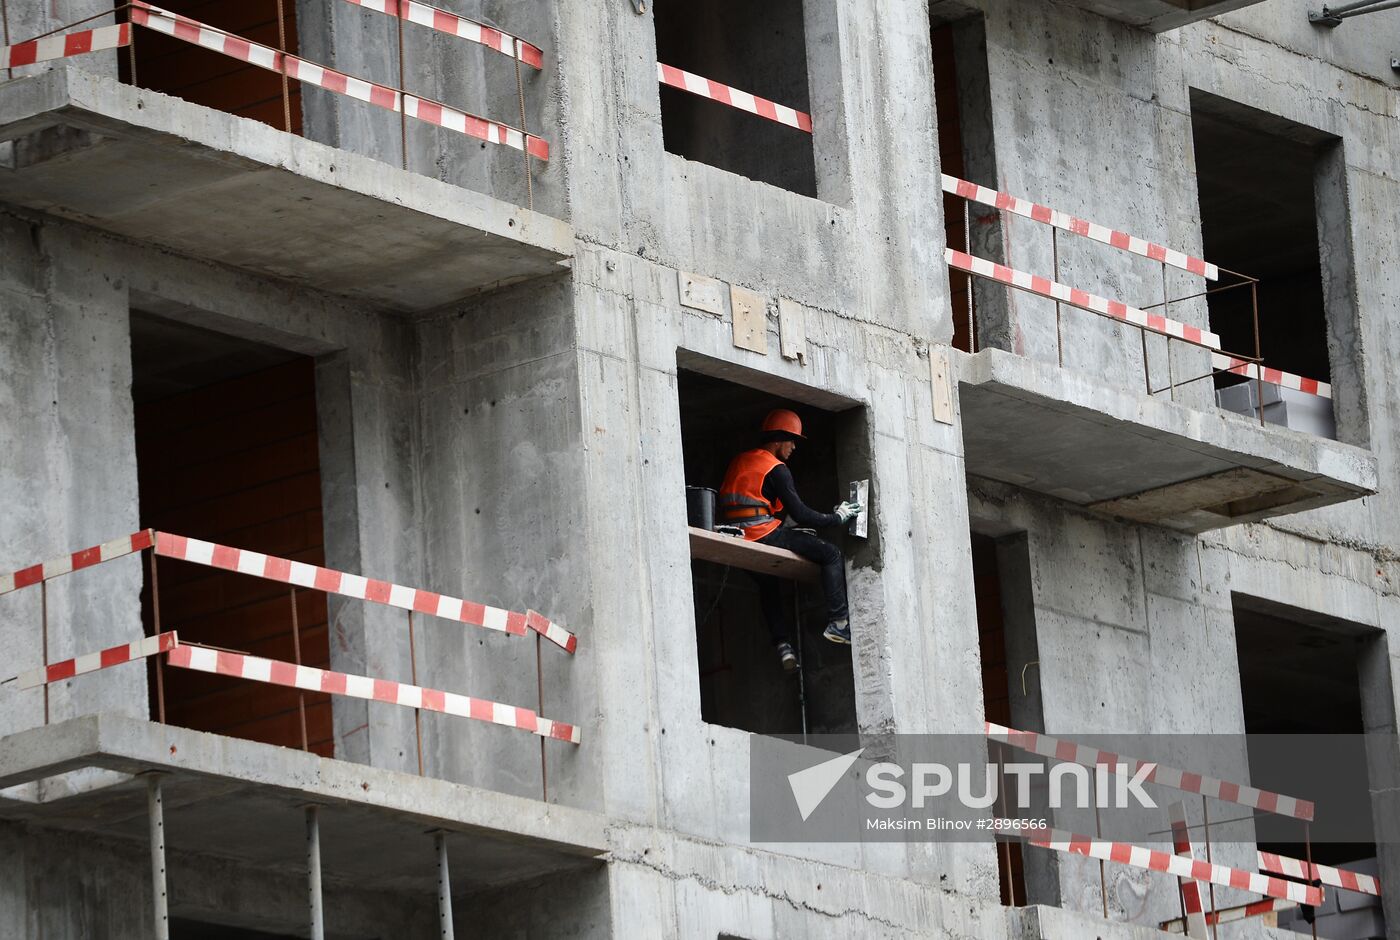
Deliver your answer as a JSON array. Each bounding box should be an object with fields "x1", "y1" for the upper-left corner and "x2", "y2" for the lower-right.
[
  {"x1": 137, "y1": 359, "x2": 332, "y2": 756},
  {"x1": 119, "y1": 0, "x2": 302, "y2": 133}
]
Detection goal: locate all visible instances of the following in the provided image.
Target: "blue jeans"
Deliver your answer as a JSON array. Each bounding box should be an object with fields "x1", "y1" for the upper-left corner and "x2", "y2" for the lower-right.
[{"x1": 751, "y1": 527, "x2": 848, "y2": 643}]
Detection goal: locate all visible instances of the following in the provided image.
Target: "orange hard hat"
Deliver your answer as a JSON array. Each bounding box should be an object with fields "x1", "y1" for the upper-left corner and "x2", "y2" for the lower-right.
[{"x1": 761, "y1": 409, "x2": 805, "y2": 439}]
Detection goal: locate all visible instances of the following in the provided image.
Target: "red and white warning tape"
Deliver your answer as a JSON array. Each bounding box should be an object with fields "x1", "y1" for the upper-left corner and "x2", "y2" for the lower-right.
[
  {"x1": 657, "y1": 63, "x2": 812, "y2": 133},
  {"x1": 1258, "y1": 850, "x2": 1381, "y2": 897},
  {"x1": 947, "y1": 249, "x2": 1221, "y2": 349},
  {"x1": 153, "y1": 532, "x2": 577, "y2": 653},
  {"x1": 985, "y1": 722, "x2": 1315, "y2": 821},
  {"x1": 1023, "y1": 826, "x2": 1324, "y2": 906},
  {"x1": 340, "y1": 0, "x2": 543, "y2": 69},
  {"x1": 942, "y1": 175, "x2": 1218, "y2": 281},
  {"x1": 0, "y1": 529, "x2": 154, "y2": 597},
  {"x1": 1168, "y1": 802, "x2": 1209, "y2": 939},
  {"x1": 129, "y1": 2, "x2": 548, "y2": 159},
  {"x1": 8, "y1": 631, "x2": 178, "y2": 690},
  {"x1": 167, "y1": 643, "x2": 581, "y2": 743},
  {"x1": 1211, "y1": 353, "x2": 1332, "y2": 399},
  {"x1": 1162, "y1": 897, "x2": 1298, "y2": 933},
  {"x1": 0, "y1": 21, "x2": 129, "y2": 70}
]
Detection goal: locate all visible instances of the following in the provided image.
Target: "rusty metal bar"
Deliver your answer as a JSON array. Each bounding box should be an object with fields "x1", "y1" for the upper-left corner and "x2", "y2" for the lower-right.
[
  {"x1": 1053, "y1": 227, "x2": 1063, "y2": 368},
  {"x1": 1162, "y1": 263, "x2": 1176, "y2": 403},
  {"x1": 536, "y1": 631, "x2": 547, "y2": 801},
  {"x1": 964, "y1": 198, "x2": 975, "y2": 352},
  {"x1": 396, "y1": 7, "x2": 407, "y2": 171},
  {"x1": 292, "y1": 587, "x2": 308, "y2": 752},
  {"x1": 408, "y1": 609, "x2": 424, "y2": 776},
  {"x1": 1305, "y1": 822, "x2": 1318, "y2": 940},
  {"x1": 275, "y1": 0, "x2": 292, "y2": 133},
  {"x1": 40, "y1": 580, "x2": 49, "y2": 725},
  {"x1": 515, "y1": 40, "x2": 533, "y2": 211},
  {"x1": 1202, "y1": 796, "x2": 1219, "y2": 940},
  {"x1": 1093, "y1": 773, "x2": 1109, "y2": 918},
  {"x1": 1251, "y1": 280, "x2": 1265, "y2": 427},
  {"x1": 149, "y1": 550, "x2": 166, "y2": 724},
  {"x1": 1136, "y1": 278, "x2": 1256, "y2": 311}
]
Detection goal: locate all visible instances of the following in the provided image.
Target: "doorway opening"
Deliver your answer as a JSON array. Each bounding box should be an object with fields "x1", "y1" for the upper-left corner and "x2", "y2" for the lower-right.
[
  {"x1": 678, "y1": 366, "x2": 862, "y2": 737},
  {"x1": 131, "y1": 311, "x2": 332, "y2": 755},
  {"x1": 1192, "y1": 93, "x2": 1354, "y2": 440},
  {"x1": 1234, "y1": 600, "x2": 1387, "y2": 937},
  {"x1": 117, "y1": 0, "x2": 302, "y2": 133}
]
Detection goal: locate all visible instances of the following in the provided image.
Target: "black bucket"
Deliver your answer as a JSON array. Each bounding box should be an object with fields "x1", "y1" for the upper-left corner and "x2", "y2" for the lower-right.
[{"x1": 686, "y1": 486, "x2": 717, "y2": 530}]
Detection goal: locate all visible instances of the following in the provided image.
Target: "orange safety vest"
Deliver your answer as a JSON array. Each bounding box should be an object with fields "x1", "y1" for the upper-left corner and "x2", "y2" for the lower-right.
[{"x1": 718, "y1": 449, "x2": 784, "y2": 541}]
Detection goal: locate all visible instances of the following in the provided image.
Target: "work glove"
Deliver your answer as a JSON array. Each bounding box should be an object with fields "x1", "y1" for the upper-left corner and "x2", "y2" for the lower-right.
[{"x1": 834, "y1": 500, "x2": 864, "y2": 523}]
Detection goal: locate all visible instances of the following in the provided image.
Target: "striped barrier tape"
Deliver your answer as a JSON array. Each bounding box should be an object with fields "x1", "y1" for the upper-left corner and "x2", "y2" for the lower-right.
[
  {"x1": 942, "y1": 174, "x2": 1218, "y2": 281},
  {"x1": 1258, "y1": 850, "x2": 1381, "y2": 897},
  {"x1": 167, "y1": 643, "x2": 581, "y2": 743},
  {"x1": 0, "y1": 529, "x2": 154, "y2": 597},
  {"x1": 153, "y1": 532, "x2": 577, "y2": 654},
  {"x1": 985, "y1": 722, "x2": 1314, "y2": 821},
  {"x1": 0, "y1": 22, "x2": 129, "y2": 70},
  {"x1": 130, "y1": 2, "x2": 548, "y2": 160},
  {"x1": 7, "y1": 631, "x2": 178, "y2": 690},
  {"x1": 657, "y1": 63, "x2": 812, "y2": 133},
  {"x1": 340, "y1": 0, "x2": 543, "y2": 69},
  {"x1": 1168, "y1": 802, "x2": 1209, "y2": 939},
  {"x1": 1211, "y1": 353, "x2": 1332, "y2": 399},
  {"x1": 1162, "y1": 897, "x2": 1298, "y2": 932},
  {"x1": 947, "y1": 249, "x2": 1221, "y2": 349},
  {"x1": 1022, "y1": 826, "x2": 1324, "y2": 906}
]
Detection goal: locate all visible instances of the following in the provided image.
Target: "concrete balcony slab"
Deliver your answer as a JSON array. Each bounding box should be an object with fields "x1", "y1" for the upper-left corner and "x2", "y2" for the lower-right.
[
  {"x1": 0, "y1": 68, "x2": 571, "y2": 312},
  {"x1": 0, "y1": 715, "x2": 606, "y2": 893},
  {"x1": 1044, "y1": 0, "x2": 1269, "y2": 31},
  {"x1": 956, "y1": 349, "x2": 1376, "y2": 534}
]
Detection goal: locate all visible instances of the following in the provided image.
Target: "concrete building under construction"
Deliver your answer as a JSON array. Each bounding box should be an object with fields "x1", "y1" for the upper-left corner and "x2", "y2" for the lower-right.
[{"x1": 0, "y1": 0, "x2": 1397, "y2": 936}]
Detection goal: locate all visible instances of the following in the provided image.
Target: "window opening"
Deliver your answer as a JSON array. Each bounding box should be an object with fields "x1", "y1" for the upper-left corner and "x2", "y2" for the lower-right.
[
  {"x1": 131, "y1": 311, "x2": 333, "y2": 755},
  {"x1": 654, "y1": 0, "x2": 817, "y2": 196},
  {"x1": 1192, "y1": 97, "x2": 1344, "y2": 439},
  {"x1": 679, "y1": 368, "x2": 858, "y2": 737}
]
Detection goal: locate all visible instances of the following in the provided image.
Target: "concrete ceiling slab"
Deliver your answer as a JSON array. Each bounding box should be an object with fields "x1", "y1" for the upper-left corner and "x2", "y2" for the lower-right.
[
  {"x1": 956, "y1": 348, "x2": 1376, "y2": 533},
  {"x1": 0, "y1": 69, "x2": 572, "y2": 313},
  {"x1": 0, "y1": 715, "x2": 606, "y2": 894}
]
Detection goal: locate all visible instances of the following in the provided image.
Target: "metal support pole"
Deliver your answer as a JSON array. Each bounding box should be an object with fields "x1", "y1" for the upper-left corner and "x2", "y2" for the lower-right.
[
  {"x1": 40, "y1": 580, "x2": 49, "y2": 726},
  {"x1": 307, "y1": 806, "x2": 324, "y2": 940},
  {"x1": 408, "y1": 610, "x2": 424, "y2": 776},
  {"x1": 1251, "y1": 281, "x2": 1265, "y2": 427},
  {"x1": 148, "y1": 777, "x2": 170, "y2": 940},
  {"x1": 536, "y1": 632, "x2": 547, "y2": 801},
  {"x1": 794, "y1": 589, "x2": 808, "y2": 743},
  {"x1": 150, "y1": 551, "x2": 166, "y2": 724},
  {"x1": 1140, "y1": 329, "x2": 1151, "y2": 394},
  {"x1": 1053, "y1": 228, "x2": 1063, "y2": 368},
  {"x1": 436, "y1": 831, "x2": 455, "y2": 939},
  {"x1": 1, "y1": 0, "x2": 11, "y2": 81},
  {"x1": 1093, "y1": 773, "x2": 1108, "y2": 919},
  {"x1": 291, "y1": 587, "x2": 309, "y2": 751}
]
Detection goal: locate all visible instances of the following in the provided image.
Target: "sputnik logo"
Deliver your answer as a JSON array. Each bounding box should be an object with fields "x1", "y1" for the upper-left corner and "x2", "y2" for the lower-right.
[{"x1": 787, "y1": 748, "x2": 865, "y2": 821}]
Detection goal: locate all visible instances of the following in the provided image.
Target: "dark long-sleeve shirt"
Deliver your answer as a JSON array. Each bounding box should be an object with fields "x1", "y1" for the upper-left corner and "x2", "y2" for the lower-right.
[{"x1": 761, "y1": 463, "x2": 840, "y2": 529}]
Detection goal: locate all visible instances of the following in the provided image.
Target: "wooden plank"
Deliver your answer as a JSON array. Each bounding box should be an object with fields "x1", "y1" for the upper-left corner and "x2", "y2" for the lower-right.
[
  {"x1": 730, "y1": 285, "x2": 768, "y2": 354},
  {"x1": 688, "y1": 527, "x2": 819, "y2": 582}
]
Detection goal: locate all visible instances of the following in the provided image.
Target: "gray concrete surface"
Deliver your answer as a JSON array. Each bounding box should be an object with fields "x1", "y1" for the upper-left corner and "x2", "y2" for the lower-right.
[{"x1": 0, "y1": 0, "x2": 1396, "y2": 936}]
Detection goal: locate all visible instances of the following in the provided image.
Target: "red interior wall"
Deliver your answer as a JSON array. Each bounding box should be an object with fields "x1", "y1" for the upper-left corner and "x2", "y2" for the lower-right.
[
  {"x1": 119, "y1": 0, "x2": 302, "y2": 133},
  {"x1": 137, "y1": 359, "x2": 332, "y2": 756}
]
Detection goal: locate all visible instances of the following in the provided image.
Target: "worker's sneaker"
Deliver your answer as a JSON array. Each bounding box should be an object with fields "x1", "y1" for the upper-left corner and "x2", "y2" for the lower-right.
[
  {"x1": 823, "y1": 619, "x2": 851, "y2": 645},
  {"x1": 776, "y1": 641, "x2": 800, "y2": 672}
]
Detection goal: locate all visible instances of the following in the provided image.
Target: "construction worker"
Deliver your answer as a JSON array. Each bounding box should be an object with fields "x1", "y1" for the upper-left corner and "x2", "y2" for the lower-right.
[{"x1": 717, "y1": 409, "x2": 863, "y2": 672}]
